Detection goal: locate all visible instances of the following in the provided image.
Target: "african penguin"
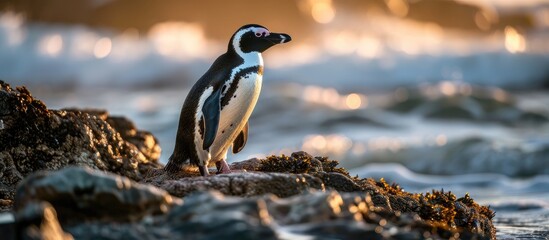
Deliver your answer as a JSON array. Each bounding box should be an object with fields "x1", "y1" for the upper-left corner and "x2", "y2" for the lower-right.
[{"x1": 165, "y1": 24, "x2": 291, "y2": 176}]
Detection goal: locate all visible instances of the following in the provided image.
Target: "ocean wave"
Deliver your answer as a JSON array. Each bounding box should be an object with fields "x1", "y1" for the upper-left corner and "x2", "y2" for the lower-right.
[
  {"x1": 1, "y1": 11, "x2": 548, "y2": 90},
  {"x1": 351, "y1": 137, "x2": 549, "y2": 177},
  {"x1": 349, "y1": 163, "x2": 549, "y2": 201}
]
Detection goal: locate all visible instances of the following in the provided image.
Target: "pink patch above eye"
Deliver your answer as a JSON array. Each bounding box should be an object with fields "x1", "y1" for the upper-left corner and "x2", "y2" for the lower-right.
[{"x1": 254, "y1": 28, "x2": 270, "y2": 37}]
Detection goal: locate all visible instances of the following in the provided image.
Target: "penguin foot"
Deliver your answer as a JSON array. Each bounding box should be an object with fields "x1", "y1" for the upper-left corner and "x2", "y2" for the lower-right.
[
  {"x1": 198, "y1": 165, "x2": 210, "y2": 176},
  {"x1": 215, "y1": 160, "x2": 232, "y2": 174}
]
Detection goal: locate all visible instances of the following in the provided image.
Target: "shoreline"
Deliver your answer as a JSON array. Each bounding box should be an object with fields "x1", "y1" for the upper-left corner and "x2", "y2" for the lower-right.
[{"x1": 0, "y1": 80, "x2": 495, "y2": 239}]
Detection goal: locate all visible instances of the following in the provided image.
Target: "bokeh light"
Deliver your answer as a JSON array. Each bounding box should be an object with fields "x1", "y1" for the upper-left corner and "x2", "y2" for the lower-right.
[
  {"x1": 504, "y1": 26, "x2": 526, "y2": 53},
  {"x1": 148, "y1": 22, "x2": 207, "y2": 58},
  {"x1": 310, "y1": 0, "x2": 336, "y2": 24},
  {"x1": 94, "y1": 37, "x2": 112, "y2": 59},
  {"x1": 345, "y1": 93, "x2": 362, "y2": 110},
  {"x1": 39, "y1": 34, "x2": 63, "y2": 57}
]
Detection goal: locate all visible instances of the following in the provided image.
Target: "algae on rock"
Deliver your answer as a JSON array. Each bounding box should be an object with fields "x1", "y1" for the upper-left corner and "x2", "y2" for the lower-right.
[{"x1": 0, "y1": 81, "x2": 161, "y2": 209}]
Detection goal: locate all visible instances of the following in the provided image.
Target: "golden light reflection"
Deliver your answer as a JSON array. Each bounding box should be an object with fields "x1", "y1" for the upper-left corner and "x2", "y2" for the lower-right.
[
  {"x1": 303, "y1": 86, "x2": 323, "y2": 103},
  {"x1": 268, "y1": 44, "x2": 320, "y2": 68},
  {"x1": 302, "y1": 134, "x2": 353, "y2": 155},
  {"x1": 302, "y1": 85, "x2": 368, "y2": 110},
  {"x1": 504, "y1": 26, "x2": 526, "y2": 53},
  {"x1": 321, "y1": 88, "x2": 340, "y2": 104},
  {"x1": 491, "y1": 88, "x2": 509, "y2": 102},
  {"x1": 72, "y1": 32, "x2": 97, "y2": 58},
  {"x1": 367, "y1": 137, "x2": 402, "y2": 152},
  {"x1": 326, "y1": 30, "x2": 358, "y2": 55},
  {"x1": 357, "y1": 35, "x2": 381, "y2": 58},
  {"x1": 1, "y1": 11, "x2": 25, "y2": 46},
  {"x1": 311, "y1": 0, "x2": 336, "y2": 24},
  {"x1": 148, "y1": 22, "x2": 206, "y2": 58},
  {"x1": 94, "y1": 37, "x2": 112, "y2": 59},
  {"x1": 345, "y1": 93, "x2": 362, "y2": 110},
  {"x1": 39, "y1": 34, "x2": 63, "y2": 57},
  {"x1": 385, "y1": 0, "x2": 409, "y2": 18},
  {"x1": 310, "y1": 135, "x2": 327, "y2": 149},
  {"x1": 257, "y1": 200, "x2": 271, "y2": 225},
  {"x1": 439, "y1": 81, "x2": 457, "y2": 96},
  {"x1": 435, "y1": 134, "x2": 447, "y2": 146},
  {"x1": 328, "y1": 192, "x2": 343, "y2": 215},
  {"x1": 398, "y1": 40, "x2": 420, "y2": 55}
]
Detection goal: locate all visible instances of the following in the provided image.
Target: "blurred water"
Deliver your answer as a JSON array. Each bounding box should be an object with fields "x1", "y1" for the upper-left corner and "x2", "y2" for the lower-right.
[{"x1": 2, "y1": 4, "x2": 549, "y2": 238}]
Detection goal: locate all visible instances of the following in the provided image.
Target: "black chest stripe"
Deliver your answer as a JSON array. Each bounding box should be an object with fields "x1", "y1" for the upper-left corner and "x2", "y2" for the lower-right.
[{"x1": 220, "y1": 66, "x2": 263, "y2": 110}]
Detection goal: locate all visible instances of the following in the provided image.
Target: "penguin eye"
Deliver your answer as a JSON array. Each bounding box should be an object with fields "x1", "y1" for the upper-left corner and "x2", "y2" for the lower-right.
[{"x1": 255, "y1": 32, "x2": 262, "y2": 37}]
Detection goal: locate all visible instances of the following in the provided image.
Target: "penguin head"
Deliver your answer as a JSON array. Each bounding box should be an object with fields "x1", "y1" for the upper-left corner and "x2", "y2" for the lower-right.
[{"x1": 229, "y1": 24, "x2": 292, "y2": 54}]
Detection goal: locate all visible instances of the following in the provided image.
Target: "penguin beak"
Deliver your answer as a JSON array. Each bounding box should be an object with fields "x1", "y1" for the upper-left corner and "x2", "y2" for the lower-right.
[{"x1": 264, "y1": 33, "x2": 292, "y2": 44}]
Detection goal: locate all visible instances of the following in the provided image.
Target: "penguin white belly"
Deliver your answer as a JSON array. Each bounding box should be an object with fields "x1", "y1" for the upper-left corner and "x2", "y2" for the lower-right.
[{"x1": 210, "y1": 73, "x2": 262, "y2": 160}]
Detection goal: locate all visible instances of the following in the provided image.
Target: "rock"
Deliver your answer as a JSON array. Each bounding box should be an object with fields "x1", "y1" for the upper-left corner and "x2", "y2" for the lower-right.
[
  {"x1": 15, "y1": 201, "x2": 73, "y2": 240},
  {"x1": 13, "y1": 166, "x2": 495, "y2": 239},
  {"x1": 163, "y1": 191, "x2": 277, "y2": 240},
  {"x1": 151, "y1": 172, "x2": 325, "y2": 198},
  {"x1": 15, "y1": 167, "x2": 179, "y2": 223},
  {"x1": 142, "y1": 152, "x2": 495, "y2": 238},
  {"x1": 105, "y1": 116, "x2": 161, "y2": 161},
  {"x1": 0, "y1": 81, "x2": 162, "y2": 210},
  {"x1": 257, "y1": 151, "x2": 349, "y2": 176}
]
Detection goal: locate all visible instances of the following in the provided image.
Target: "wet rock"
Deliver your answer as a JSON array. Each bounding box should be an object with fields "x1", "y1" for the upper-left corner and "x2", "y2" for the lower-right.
[
  {"x1": 15, "y1": 201, "x2": 73, "y2": 240},
  {"x1": 164, "y1": 191, "x2": 277, "y2": 240},
  {"x1": 105, "y1": 116, "x2": 161, "y2": 162},
  {"x1": 144, "y1": 151, "x2": 363, "y2": 198},
  {"x1": 151, "y1": 172, "x2": 325, "y2": 198},
  {"x1": 230, "y1": 157, "x2": 262, "y2": 171},
  {"x1": 0, "y1": 81, "x2": 162, "y2": 210},
  {"x1": 15, "y1": 167, "x2": 179, "y2": 223},
  {"x1": 386, "y1": 83, "x2": 548, "y2": 125},
  {"x1": 144, "y1": 152, "x2": 495, "y2": 238},
  {"x1": 314, "y1": 172, "x2": 362, "y2": 192},
  {"x1": 14, "y1": 167, "x2": 494, "y2": 239}
]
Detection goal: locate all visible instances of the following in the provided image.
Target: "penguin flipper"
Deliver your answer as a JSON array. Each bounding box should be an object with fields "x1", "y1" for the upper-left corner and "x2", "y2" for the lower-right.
[
  {"x1": 202, "y1": 87, "x2": 222, "y2": 150},
  {"x1": 232, "y1": 121, "x2": 248, "y2": 154}
]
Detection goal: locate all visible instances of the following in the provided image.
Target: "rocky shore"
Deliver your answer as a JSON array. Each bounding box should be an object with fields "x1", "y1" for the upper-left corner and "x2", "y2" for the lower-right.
[{"x1": 0, "y1": 81, "x2": 495, "y2": 239}]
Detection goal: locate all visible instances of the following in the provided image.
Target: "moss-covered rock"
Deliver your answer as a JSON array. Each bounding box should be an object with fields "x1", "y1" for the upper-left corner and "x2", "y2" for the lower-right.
[
  {"x1": 143, "y1": 151, "x2": 496, "y2": 239},
  {"x1": 15, "y1": 166, "x2": 495, "y2": 239},
  {"x1": 0, "y1": 81, "x2": 161, "y2": 210}
]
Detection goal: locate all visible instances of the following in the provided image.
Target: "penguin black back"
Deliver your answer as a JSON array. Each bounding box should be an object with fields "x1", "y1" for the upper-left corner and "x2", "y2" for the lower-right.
[
  {"x1": 165, "y1": 24, "x2": 291, "y2": 175},
  {"x1": 167, "y1": 52, "x2": 241, "y2": 170}
]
